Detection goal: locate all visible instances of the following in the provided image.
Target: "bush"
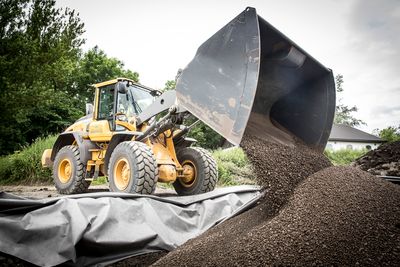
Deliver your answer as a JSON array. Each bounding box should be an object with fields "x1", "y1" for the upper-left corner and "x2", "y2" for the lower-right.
[
  {"x1": 324, "y1": 148, "x2": 368, "y2": 166},
  {"x1": 212, "y1": 148, "x2": 256, "y2": 186},
  {"x1": 0, "y1": 135, "x2": 57, "y2": 185}
]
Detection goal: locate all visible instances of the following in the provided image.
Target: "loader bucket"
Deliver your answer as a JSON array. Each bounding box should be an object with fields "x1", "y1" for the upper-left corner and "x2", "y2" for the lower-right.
[{"x1": 176, "y1": 7, "x2": 335, "y2": 151}]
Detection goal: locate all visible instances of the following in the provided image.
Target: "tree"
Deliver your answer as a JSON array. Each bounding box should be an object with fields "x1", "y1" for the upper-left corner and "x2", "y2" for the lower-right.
[
  {"x1": 163, "y1": 80, "x2": 176, "y2": 91},
  {"x1": 187, "y1": 123, "x2": 224, "y2": 149},
  {"x1": 334, "y1": 74, "x2": 366, "y2": 127},
  {"x1": 0, "y1": 0, "x2": 140, "y2": 155},
  {"x1": 375, "y1": 126, "x2": 400, "y2": 142},
  {"x1": 0, "y1": 0, "x2": 85, "y2": 154},
  {"x1": 73, "y1": 46, "x2": 139, "y2": 104}
]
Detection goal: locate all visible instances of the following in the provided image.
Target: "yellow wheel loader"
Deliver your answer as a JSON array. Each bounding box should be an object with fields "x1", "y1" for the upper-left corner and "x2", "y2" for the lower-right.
[
  {"x1": 42, "y1": 7, "x2": 336, "y2": 195},
  {"x1": 42, "y1": 78, "x2": 218, "y2": 195}
]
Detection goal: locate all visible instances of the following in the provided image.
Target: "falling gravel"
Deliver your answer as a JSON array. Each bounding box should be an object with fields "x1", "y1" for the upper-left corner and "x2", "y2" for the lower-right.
[{"x1": 153, "y1": 135, "x2": 400, "y2": 266}]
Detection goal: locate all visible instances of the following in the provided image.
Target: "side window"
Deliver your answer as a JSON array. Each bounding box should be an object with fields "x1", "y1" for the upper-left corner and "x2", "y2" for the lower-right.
[
  {"x1": 98, "y1": 85, "x2": 114, "y2": 120},
  {"x1": 346, "y1": 144, "x2": 353, "y2": 150}
]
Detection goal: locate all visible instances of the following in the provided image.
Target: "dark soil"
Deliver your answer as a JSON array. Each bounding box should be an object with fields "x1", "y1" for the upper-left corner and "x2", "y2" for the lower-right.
[
  {"x1": 153, "y1": 135, "x2": 400, "y2": 266},
  {"x1": 240, "y1": 134, "x2": 332, "y2": 219},
  {"x1": 353, "y1": 141, "x2": 400, "y2": 176},
  {"x1": 0, "y1": 252, "x2": 35, "y2": 267}
]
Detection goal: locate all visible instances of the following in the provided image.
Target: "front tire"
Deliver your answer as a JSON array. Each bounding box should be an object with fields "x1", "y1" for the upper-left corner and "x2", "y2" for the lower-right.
[
  {"x1": 53, "y1": 145, "x2": 91, "y2": 194},
  {"x1": 108, "y1": 141, "x2": 159, "y2": 194},
  {"x1": 173, "y1": 147, "x2": 218, "y2": 196}
]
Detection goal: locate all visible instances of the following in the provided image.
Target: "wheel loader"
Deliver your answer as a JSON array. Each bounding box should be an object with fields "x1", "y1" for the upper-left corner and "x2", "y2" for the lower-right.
[
  {"x1": 41, "y1": 78, "x2": 218, "y2": 195},
  {"x1": 42, "y1": 7, "x2": 335, "y2": 195}
]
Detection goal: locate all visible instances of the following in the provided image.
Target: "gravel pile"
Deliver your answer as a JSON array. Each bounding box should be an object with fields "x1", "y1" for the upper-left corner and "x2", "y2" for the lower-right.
[
  {"x1": 353, "y1": 141, "x2": 400, "y2": 177},
  {"x1": 153, "y1": 136, "x2": 400, "y2": 266},
  {"x1": 239, "y1": 134, "x2": 331, "y2": 219}
]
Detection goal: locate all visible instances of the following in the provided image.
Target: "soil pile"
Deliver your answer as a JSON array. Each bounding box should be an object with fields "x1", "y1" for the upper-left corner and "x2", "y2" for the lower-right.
[
  {"x1": 240, "y1": 134, "x2": 331, "y2": 219},
  {"x1": 353, "y1": 141, "x2": 400, "y2": 177},
  {"x1": 154, "y1": 166, "x2": 400, "y2": 266},
  {"x1": 153, "y1": 136, "x2": 400, "y2": 266}
]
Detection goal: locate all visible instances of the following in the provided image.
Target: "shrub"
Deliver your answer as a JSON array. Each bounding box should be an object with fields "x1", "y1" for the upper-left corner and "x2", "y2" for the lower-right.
[
  {"x1": 324, "y1": 148, "x2": 368, "y2": 166},
  {"x1": 212, "y1": 148, "x2": 256, "y2": 186},
  {"x1": 0, "y1": 136, "x2": 57, "y2": 184}
]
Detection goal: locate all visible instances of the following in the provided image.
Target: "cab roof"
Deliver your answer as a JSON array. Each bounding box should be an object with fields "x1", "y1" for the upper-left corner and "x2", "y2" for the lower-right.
[{"x1": 93, "y1": 78, "x2": 162, "y2": 96}]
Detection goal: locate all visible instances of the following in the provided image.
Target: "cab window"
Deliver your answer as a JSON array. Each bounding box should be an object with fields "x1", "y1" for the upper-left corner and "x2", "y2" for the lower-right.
[
  {"x1": 129, "y1": 85, "x2": 154, "y2": 113},
  {"x1": 97, "y1": 85, "x2": 114, "y2": 120}
]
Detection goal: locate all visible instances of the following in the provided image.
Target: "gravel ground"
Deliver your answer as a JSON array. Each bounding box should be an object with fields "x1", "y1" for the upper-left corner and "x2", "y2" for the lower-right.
[
  {"x1": 353, "y1": 141, "x2": 400, "y2": 176},
  {"x1": 0, "y1": 185, "x2": 176, "y2": 199},
  {"x1": 153, "y1": 135, "x2": 400, "y2": 266}
]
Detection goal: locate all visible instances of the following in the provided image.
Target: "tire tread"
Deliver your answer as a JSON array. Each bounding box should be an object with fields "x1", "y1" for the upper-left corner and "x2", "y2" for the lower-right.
[{"x1": 108, "y1": 141, "x2": 158, "y2": 194}]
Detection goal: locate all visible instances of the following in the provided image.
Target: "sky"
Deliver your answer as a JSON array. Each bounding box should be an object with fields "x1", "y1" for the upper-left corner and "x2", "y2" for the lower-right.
[{"x1": 57, "y1": 0, "x2": 400, "y2": 133}]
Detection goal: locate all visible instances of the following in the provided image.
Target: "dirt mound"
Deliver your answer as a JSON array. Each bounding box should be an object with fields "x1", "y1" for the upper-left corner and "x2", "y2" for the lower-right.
[
  {"x1": 353, "y1": 141, "x2": 400, "y2": 176},
  {"x1": 153, "y1": 135, "x2": 400, "y2": 266},
  {"x1": 152, "y1": 135, "x2": 334, "y2": 266},
  {"x1": 153, "y1": 166, "x2": 400, "y2": 266},
  {"x1": 240, "y1": 134, "x2": 332, "y2": 218}
]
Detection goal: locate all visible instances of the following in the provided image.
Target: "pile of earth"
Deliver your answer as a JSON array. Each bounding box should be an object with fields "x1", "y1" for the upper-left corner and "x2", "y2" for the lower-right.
[
  {"x1": 152, "y1": 135, "x2": 400, "y2": 266},
  {"x1": 353, "y1": 141, "x2": 400, "y2": 177}
]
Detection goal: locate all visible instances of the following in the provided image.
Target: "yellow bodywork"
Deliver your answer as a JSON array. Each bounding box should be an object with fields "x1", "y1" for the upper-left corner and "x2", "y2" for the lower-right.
[
  {"x1": 42, "y1": 78, "x2": 184, "y2": 183},
  {"x1": 41, "y1": 149, "x2": 53, "y2": 168}
]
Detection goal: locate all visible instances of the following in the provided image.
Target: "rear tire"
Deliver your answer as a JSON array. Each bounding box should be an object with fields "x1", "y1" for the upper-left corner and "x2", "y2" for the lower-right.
[
  {"x1": 108, "y1": 141, "x2": 159, "y2": 194},
  {"x1": 53, "y1": 145, "x2": 91, "y2": 194},
  {"x1": 173, "y1": 147, "x2": 218, "y2": 196}
]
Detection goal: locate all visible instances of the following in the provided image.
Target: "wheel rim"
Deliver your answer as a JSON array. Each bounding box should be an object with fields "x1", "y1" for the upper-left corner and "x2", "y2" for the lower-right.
[
  {"x1": 114, "y1": 158, "x2": 131, "y2": 190},
  {"x1": 58, "y1": 159, "x2": 72, "y2": 184},
  {"x1": 180, "y1": 160, "x2": 197, "y2": 187}
]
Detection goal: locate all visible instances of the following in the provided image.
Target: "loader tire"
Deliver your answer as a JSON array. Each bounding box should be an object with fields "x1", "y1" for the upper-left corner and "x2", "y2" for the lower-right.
[
  {"x1": 53, "y1": 145, "x2": 91, "y2": 194},
  {"x1": 108, "y1": 141, "x2": 159, "y2": 194},
  {"x1": 174, "y1": 147, "x2": 218, "y2": 196}
]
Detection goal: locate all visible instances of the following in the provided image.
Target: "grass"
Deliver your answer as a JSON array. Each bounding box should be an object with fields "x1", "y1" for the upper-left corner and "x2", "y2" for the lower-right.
[
  {"x1": 91, "y1": 176, "x2": 108, "y2": 185},
  {"x1": 324, "y1": 148, "x2": 368, "y2": 166},
  {"x1": 0, "y1": 135, "x2": 57, "y2": 185},
  {"x1": 0, "y1": 136, "x2": 256, "y2": 187},
  {"x1": 212, "y1": 147, "x2": 256, "y2": 186},
  {"x1": 0, "y1": 135, "x2": 369, "y2": 187}
]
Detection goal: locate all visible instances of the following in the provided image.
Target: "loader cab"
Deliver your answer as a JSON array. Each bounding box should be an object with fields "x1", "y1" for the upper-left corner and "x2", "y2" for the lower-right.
[{"x1": 91, "y1": 78, "x2": 159, "y2": 138}]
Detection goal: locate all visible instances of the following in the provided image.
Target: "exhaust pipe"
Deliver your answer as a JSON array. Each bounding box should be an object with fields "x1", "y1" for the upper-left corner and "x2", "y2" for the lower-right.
[{"x1": 176, "y1": 7, "x2": 335, "y2": 151}]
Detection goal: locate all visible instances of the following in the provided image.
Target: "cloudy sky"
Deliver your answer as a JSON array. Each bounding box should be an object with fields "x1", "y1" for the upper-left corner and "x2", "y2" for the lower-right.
[{"x1": 57, "y1": 0, "x2": 399, "y2": 133}]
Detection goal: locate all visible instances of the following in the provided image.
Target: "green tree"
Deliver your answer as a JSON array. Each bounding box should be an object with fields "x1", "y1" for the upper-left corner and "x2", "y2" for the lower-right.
[
  {"x1": 187, "y1": 123, "x2": 224, "y2": 149},
  {"x1": 375, "y1": 126, "x2": 400, "y2": 142},
  {"x1": 163, "y1": 80, "x2": 176, "y2": 91},
  {"x1": 334, "y1": 74, "x2": 365, "y2": 127},
  {"x1": 0, "y1": 0, "x2": 85, "y2": 154},
  {"x1": 73, "y1": 46, "x2": 139, "y2": 104},
  {"x1": 0, "y1": 1, "x2": 140, "y2": 155}
]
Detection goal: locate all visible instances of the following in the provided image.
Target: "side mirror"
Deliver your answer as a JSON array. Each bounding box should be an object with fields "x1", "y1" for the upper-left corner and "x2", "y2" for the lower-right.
[
  {"x1": 86, "y1": 103, "x2": 94, "y2": 115},
  {"x1": 117, "y1": 82, "x2": 128, "y2": 94}
]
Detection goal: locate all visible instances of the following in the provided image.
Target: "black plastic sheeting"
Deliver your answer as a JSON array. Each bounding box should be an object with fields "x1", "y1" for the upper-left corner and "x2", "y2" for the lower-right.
[{"x1": 0, "y1": 186, "x2": 260, "y2": 266}]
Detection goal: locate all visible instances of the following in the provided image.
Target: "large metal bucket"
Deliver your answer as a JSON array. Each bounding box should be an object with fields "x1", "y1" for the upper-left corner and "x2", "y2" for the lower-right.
[{"x1": 176, "y1": 7, "x2": 335, "y2": 151}]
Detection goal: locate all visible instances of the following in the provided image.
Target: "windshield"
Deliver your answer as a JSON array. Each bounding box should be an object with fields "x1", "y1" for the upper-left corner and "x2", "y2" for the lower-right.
[
  {"x1": 116, "y1": 84, "x2": 155, "y2": 118},
  {"x1": 128, "y1": 85, "x2": 154, "y2": 113}
]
